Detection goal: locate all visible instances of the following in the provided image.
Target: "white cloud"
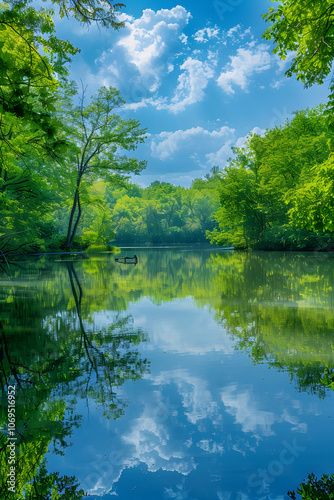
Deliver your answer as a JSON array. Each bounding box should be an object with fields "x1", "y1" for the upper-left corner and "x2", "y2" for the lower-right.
[
  {"x1": 151, "y1": 125, "x2": 235, "y2": 161},
  {"x1": 93, "y1": 6, "x2": 191, "y2": 97},
  {"x1": 217, "y1": 43, "x2": 272, "y2": 94},
  {"x1": 208, "y1": 50, "x2": 219, "y2": 66},
  {"x1": 152, "y1": 369, "x2": 220, "y2": 425},
  {"x1": 179, "y1": 33, "x2": 188, "y2": 44},
  {"x1": 205, "y1": 126, "x2": 264, "y2": 168},
  {"x1": 117, "y1": 13, "x2": 135, "y2": 23},
  {"x1": 117, "y1": 6, "x2": 191, "y2": 92},
  {"x1": 156, "y1": 57, "x2": 215, "y2": 113},
  {"x1": 227, "y1": 24, "x2": 241, "y2": 37},
  {"x1": 206, "y1": 143, "x2": 233, "y2": 167},
  {"x1": 227, "y1": 24, "x2": 253, "y2": 42},
  {"x1": 270, "y1": 79, "x2": 285, "y2": 89},
  {"x1": 221, "y1": 385, "x2": 276, "y2": 438},
  {"x1": 221, "y1": 384, "x2": 308, "y2": 439},
  {"x1": 194, "y1": 26, "x2": 220, "y2": 43},
  {"x1": 132, "y1": 297, "x2": 237, "y2": 354}
]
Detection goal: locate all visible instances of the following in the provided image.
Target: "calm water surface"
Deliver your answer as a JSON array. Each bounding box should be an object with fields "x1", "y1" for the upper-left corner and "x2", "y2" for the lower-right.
[{"x1": 1, "y1": 248, "x2": 334, "y2": 499}]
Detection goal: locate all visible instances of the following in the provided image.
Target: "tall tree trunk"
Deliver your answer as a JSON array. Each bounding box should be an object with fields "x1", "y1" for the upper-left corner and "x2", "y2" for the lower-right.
[
  {"x1": 69, "y1": 191, "x2": 82, "y2": 246},
  {"x1": 66, "y1": 188, "x2": 79, "y2": 247},
  {"x1": 66, "y1": 175, "x2": 82, "y2": 247}
]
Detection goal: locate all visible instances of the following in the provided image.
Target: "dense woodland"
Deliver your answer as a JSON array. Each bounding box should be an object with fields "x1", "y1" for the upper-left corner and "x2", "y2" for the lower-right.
[{"x1": 2, "y1": 2, "x2": 334, "y2": 255}]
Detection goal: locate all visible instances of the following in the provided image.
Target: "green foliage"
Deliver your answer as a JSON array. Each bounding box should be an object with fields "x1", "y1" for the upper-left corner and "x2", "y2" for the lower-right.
[
  {"x1": 287, "y1": 153, "x2": 334, "y2": 232},
  {"x1": 47, "y1": 0, "x2": 126, "y2": 29},
  {"x1": 23, "y1": 460, "x2": 84, "y2": 499},
  {"x1": 86, "y1": 243, "x2": 118, "y2": 252},
  {"x1": 320, "y1": 368, "x2": 334, "y2": 391},
  {"x1": 262, "y1": 0, "x2": 334, "y2": 109},
  {"x1": 0, "y1": 0, "x2": 130, "y2": 257},
  {"x1": 0, "y1": 258, "x2": 149, "y2": 495},
  {"x1": 288, "y1": 473, "x2": 334, "y2": 499},
  {"x1": 55, "y1": 84, "x2": 147, "y2": 247},
  {"x1": 108, "y1": 177, "x2": 220, "y2": 245},
  {"x1": 253, "y1": 227, "x2": 334, "y2": 251},
  {"x1": 209, "y1": 106, "x2": 334, "y2": 250}
]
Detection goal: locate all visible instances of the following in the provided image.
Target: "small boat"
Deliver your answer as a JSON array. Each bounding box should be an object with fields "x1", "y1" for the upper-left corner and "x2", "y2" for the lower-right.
[{"x1": 115, "y1": 255, "x2": 138, "y2": 264}]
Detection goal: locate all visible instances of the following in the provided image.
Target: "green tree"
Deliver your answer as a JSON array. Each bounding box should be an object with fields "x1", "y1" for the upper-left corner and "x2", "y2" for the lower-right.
[
  {"x1": 0, "y1": 0, "x2": 125, "y2": 151},
  {"x1": 57, "y1": 86, "x2": 147, "y2": 247},
  {"x1": 262, "y1": 1, "x2": 334, "y2": 98},
  {"x1": 0, "y1": 257, "x2": 150, "y2": 496},
  {"x1": 208, "y1": 106, "x2": 332, "y2": 249},
  {"x1": 0, "y1": 0, "x2": 128, "y2": 257},
  {"x1": 287, "y1": 153, "x2": 334, "y2": 233}
]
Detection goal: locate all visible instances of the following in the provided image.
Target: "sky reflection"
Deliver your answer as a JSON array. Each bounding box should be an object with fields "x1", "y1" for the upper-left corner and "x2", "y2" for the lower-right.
[{"x1": 46, "y1": 296, "x2": 334, "y2": 499}]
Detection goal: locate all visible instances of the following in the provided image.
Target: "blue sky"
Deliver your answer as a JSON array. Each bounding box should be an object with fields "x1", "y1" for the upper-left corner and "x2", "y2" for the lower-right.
[{"x1": 54, "y1": 0, "x2": 330, "y2": 187}]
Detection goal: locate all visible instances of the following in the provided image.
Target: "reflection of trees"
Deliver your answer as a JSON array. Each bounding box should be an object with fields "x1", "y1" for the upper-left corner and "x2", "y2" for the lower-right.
[
  {"x1": 208, "y1": 252, "x2": 334, "y2": 398},
  {"x1": 79, "y1": 250, "x2": 334, "y2": 400},
  {"x1": 1, "y1": 249, "x2": 333, "y2": 495},
  {"x1": 98, "y1": 249, "x2": 334, "y2": 398},
  {"x1": 0, "y1": 258, "x2": 149, "y2": 497}
]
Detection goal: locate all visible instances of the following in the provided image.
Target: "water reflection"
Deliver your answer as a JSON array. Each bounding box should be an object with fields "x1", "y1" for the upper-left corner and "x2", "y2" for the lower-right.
[
  {"x1": 0, "y1": 257, "x2": 149, "y2": 497},
  {"x1": 0, "y1": 249, "x2": 333, "y2": 499}
]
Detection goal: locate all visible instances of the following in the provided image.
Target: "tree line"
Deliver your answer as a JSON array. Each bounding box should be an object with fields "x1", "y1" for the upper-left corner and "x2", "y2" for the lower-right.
[
  {"x1": 0, "y1": 0, "x2": 146, "y2": 257},
  {"x1": 2, "y1": 1, "x2": 334, "y2": 255},
  {"x1": 207, "y1": 105, "x2": 334, "y2": 250}
]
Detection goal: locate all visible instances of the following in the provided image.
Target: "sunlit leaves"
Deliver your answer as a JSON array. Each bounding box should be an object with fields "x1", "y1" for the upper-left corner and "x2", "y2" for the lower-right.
[
  {"x1": 209, "y1": 106, "x2": 333, "y2": 249},
  {"x1": 109, "y1": 180, "x2": 220, "y2": 245},
  {"x1": 287, "y1": 154, "x2": 334, "y2": 232},
  {"x1": 262, "y1": 0, "x2": 334, "y2": 106},
  {"x1": 51, "y1": 84, "x2": 147, "y2": 247}
]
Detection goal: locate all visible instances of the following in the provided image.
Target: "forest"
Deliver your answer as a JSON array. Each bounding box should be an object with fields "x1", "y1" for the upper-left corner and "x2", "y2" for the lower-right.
[{"x1": 2, "y1": 1, "x2": 334, "y2": 256}]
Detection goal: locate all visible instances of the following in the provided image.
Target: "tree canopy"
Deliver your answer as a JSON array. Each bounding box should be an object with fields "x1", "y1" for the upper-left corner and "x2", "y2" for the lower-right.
[
  {"x1": 207, "y1": 105, "x2": 334, "y2": 250},
  {"x1": 262, "y1": 0, "x2": 334, "y2": 108},
  {"x1": 56, "y1": 84, "x2": 147, "y2": 247}
]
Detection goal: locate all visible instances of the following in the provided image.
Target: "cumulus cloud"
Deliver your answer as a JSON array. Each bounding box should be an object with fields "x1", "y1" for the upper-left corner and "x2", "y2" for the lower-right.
[
  {"x1": 122, "y1": 412, "x2": 195, "y2": 474},
  {"x1": 94, "y1": 6, "x2": 191, "y2": 98},
  {"x1": 152, "y1": 369, "x2": 220, "y2": 425},
  {"x1": 221, "y1": 384, "x2": 308, "y2": 439},
  {"x1": 155, "y1": 56, "x2": 215, "y2": 113},
  {"x1": 133, "y1": 297, "x2": 237, "y2": 354},
  {"x1": 193, "y1": 26, "x2": 220, "y2": 43},
  {"x1": 179, "y1": 33, "x2": 188, "y2": 44},
  {"x1": 206, "y1": 143, "x2": 234, "y2": 167},
  {"x1": 217, "y1": 42, "x2": 272, "y2": 94},
  {"x1": 221, "y1": 385, "x2": 276, "y2": 438},
  {"x1": 117, "y1": 6, "x2": 191, "y2": 92},
  {"x1": 91, "y1": 16, "x2": 266, "y2": 114},
  {"x1": 227, "y1": 24, "x2": 241, "y2": 37},
  {"x1": 151, "y1": 125, "x2": 235, "y2": 162}
]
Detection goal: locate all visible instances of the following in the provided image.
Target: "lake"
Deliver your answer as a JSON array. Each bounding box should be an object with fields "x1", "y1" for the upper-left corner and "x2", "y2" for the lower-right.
[{"x1": 1, "y1": 248, "x2": 334, "y2": 499}]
